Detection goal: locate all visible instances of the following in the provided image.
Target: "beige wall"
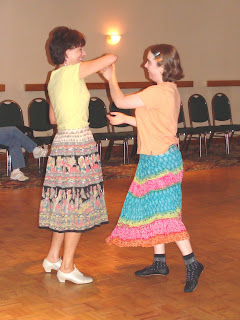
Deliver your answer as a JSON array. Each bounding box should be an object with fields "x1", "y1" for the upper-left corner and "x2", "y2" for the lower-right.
[{"x1": 0, "y1": 0, "x2": 240, "y2": 126}]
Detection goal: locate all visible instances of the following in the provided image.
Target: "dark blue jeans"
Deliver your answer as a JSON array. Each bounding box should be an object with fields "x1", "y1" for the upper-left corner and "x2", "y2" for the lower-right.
[{"x1": 0, "y1": 127, "x2": 37, "y2": 169}]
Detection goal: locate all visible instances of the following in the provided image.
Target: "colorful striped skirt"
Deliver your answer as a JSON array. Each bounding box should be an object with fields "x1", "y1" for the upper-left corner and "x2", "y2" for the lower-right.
[
  {"x1": 106, "y1": 145, "x2": 189, "y2": 247},
  {"x1": 39, "y1": 127, "x2": 108, "y2": 233}
]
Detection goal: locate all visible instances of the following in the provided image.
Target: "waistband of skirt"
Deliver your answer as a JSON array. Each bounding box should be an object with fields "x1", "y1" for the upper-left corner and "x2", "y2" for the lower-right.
[
  {"x1": 139, "y1": 144, "x2": 181, "y2": 159},
  {"x1": 57, "y1": 127, "x2": 90, "y2": 134}
]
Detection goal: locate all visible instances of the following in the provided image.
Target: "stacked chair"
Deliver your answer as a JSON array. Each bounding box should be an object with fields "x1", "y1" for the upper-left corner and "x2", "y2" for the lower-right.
[
  {"x1": 28, "y1": 98, "x2": 54, "y2": 172},
  {"x1": 185, "y1": 94, "x2": 215, "y2": 157},
  {"x1": 177, "y1": 102, "x2": 200, "y2": 151},
  {"x1": 210, "y1": 93, "x2": 240, "y2": 154},
  {"x1": 88, "y1": 97, "x2": 111, "y2": 160},
  {"x1": 88, "y1": 97, "x2": 136, "y2": 164},
  {"x1": 105, "y1": 102, "x2": 137, "y2": 163},
  {"x1": 179, "y1": 93, "x2": 240, "y2": 157}
]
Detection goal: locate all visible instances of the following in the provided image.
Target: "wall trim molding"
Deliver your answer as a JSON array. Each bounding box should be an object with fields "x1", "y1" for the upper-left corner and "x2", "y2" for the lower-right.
[
  {"x1": 207, "y1": 80, "x2": 240, "y2": 87},
  {"x1": 24, "y1": 81, "x2": 194, "y2": 92}
]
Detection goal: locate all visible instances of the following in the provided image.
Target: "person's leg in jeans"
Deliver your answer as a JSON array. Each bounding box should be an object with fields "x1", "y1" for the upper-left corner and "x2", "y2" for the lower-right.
[
  {"x1": 0, "y1": 126, "x2": 47, "y2": 181},
  {"x1": 9, "y1": 127, "x2": 48, "y2": 159},
  {"x1": 0, "y1": 127, "x2": 36, "y2": 169}
]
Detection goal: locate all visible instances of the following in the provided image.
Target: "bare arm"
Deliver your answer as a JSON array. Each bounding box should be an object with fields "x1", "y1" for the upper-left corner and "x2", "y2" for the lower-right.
[
  {"x1": 49, "y1": 102, "x2": 56, "y2": 125},
  {"x1": 107, "y1": 112, "x2": 137, "y2": 127},
  {"x1": 79, "y1": 54, "x2": 117, "y2": 79},
  {"x1": 102, "y1": 64, "x2": 145, "y2": 109}
]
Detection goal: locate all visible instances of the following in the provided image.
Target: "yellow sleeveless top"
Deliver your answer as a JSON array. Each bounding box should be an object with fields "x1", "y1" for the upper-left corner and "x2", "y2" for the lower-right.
[{"x1": 48, "y1": 63, "x2": 90, "y2": 130}]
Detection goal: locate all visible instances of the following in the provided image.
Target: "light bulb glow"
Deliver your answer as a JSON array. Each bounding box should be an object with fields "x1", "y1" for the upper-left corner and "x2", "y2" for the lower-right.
[{"x1": 106, "y1": 34, "x2": 121, "y2": 45}]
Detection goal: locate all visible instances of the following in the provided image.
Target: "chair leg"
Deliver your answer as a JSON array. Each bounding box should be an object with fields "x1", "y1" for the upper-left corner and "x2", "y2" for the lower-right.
[
  {"x1": 207, "y1": 132, "x2": 214, "y2": 152},
  {"x1": 7, "y1": 151, "x2": 11, "y2": 176},
  {"x1": 181, "y1": 134, "x2": 188, "y2": 151},
  {"x1": 99, "y1": 141, "x2": 102, "y2": 160},
  {"x1": 228, "y1": 130, "x2": 234, "y2": 152},
  {"x1": 95, "y1": 140, "x2": 100, "y2": 158},
  {"x1": 225, "y1": 133, "x2": 230, "y2": 154},
  {"x1": 177, "y1": 134, "x2": 180, "y2": 150},
  {"x1": 24, "y1": 151, "x2": 29, "y2": 165},
  {"x1": 39, "y1": 156, "x2": 49, "y2": 174},
  {"x1": 185, "y1": 135, "x2": 192, "y2": 151},
  {"x1": 104, "y1": 140, "x2": 114, "y2": 161},
  {"x1": 204, "y1": 134, "x2": 207, "y2": 156},
  {"x1": 123, "y1": 139, "x2": 129, "y2": 165},
  {"x1": 199, "y1": 134, "x2": 202, "y2": 158},
  {"x1": 38, "y1": 158, "x2": 41, "y2": 173},
  {"x1": 130, "y1": 138, "x2": 137, "y2": 159},
  {"x1": 229, "y1": 130, "x2": 234, "y2": 144},
  {"x1": 95, "y1": 141, "x2": 99, "y2": 156},
  {"x1": 6, "y1": 151, "x2": 9, "y2": 176}
]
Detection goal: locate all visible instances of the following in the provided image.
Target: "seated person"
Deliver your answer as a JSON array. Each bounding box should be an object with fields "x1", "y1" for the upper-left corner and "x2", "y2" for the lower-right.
[{"x1": 0, "y1": 126, "x2": 47, "y2": 181}]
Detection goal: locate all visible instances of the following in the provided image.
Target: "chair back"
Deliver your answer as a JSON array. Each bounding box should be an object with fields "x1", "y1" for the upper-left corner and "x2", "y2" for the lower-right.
[
  {"x1": 110, "y1": 101, "x2": 132, "y2": 128},
  {"x1": 188, "y1": 94, "x2": 211, "y2": 126},
  {"x1": 212, "y1": 93, "x2": 232, "y2": 125},
  {"x1": 0, "y1": 100, "x2": 24, "y2": 127},
  {"x1": 178, "y1": 102, "x2": 186, "y2": 128},
  {"x1": 88, "y1": 97, "x2": 109, "y2": 129},
  {"x1": 28, "y1": 98, "x2": 53, "y2": 131}
]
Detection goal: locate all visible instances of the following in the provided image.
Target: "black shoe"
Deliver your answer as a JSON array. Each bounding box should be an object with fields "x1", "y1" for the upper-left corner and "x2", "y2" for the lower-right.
[
  {"x1": 184, "y1": 263, "x2": 204, "y2": 292},
  {"x1": 135, "y1": 262, "x2": 169, "y2": 277}
]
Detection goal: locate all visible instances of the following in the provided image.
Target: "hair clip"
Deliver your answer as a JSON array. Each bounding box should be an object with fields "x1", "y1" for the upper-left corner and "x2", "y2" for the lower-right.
[{"x1": 153, "y1": 52, "x2": 161, "y2": 57}]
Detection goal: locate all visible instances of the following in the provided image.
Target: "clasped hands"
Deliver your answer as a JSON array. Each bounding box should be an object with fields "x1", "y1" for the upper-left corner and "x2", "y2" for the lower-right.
[{"x1": 100, "y1": 63, "x2": 115, "y2": 80}]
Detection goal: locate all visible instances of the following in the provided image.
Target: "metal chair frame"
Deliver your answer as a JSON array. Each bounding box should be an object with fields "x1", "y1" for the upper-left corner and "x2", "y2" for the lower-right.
[
  {"x1": 187, "y1": 94, "x2": 215, "y2": 157},
  {"x1": 88, "y1": 97, "x2": 136, "y2": 164},
  {"x1": 211, "y1": 93, "x2": 240, "y2": 154},
  {"x1": 177, "y1": 102, "x2": 189, "y2": 150},
  {"x1": 28, "y1": 98, "x2": 53, "y2": 172},
  {"x1": 105, "y1": 101, "x2": 137, "y2": 164}
]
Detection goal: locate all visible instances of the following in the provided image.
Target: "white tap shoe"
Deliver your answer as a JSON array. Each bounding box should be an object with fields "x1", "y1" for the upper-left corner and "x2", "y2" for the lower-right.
[
  {"x1": 57, "y1": 266, "x2": 93, "y2": 284},
  {"x1": 42, "y1": 258, "x2": 62, "y2": 273}
]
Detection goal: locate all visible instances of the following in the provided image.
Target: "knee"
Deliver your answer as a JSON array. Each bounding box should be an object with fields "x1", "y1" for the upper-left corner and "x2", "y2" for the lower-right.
[
  {"x1": 5, "y1": 126, "x2": 19, "y2": 142},
  {"x1": 9, "y1": 126, "x2": 19, "y2": 137},
  {"x1": 8, "y1": 126, "x2": 18, "y2": 132}
]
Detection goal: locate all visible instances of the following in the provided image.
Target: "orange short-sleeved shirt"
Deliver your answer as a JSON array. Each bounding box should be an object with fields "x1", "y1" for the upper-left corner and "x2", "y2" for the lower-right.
[{"x1": 136, "y1": 82, "x2": 180, "y2": 155}]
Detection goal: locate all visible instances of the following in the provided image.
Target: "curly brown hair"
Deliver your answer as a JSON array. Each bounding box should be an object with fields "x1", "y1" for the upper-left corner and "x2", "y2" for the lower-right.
[
  {"x1": 49, "y1": 27, "x2": 86, "y2": 65},
  {"x1": 149, "y1": 44, "x2": 184, "y2": 82}
]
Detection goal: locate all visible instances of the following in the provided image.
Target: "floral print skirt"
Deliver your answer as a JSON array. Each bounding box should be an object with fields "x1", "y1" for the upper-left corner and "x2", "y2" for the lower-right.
[
  {"x1": 106, "y1": 145, "x2": 189, "y2": 247},
  {"x1": 39, "y1": 127, "x2": 108, "y2": 233}
]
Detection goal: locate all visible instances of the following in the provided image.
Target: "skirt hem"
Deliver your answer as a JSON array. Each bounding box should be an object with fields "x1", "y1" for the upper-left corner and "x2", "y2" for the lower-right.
[
  {"x1": 39, "y1": 221, "x2": 109, "y2": 233},
  {"x1": 105, "y1": 231, "x2": 190, "y2": 247}
]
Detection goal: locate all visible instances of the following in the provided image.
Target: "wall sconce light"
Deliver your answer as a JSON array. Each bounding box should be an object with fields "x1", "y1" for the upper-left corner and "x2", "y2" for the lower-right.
[{"x1": 106, "y1": 34, "x2": 121, "y2": 45}]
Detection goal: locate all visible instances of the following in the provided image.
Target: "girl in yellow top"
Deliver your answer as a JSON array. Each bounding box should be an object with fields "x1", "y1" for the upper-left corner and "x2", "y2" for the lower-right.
[
  {"x1": 39, "y1": 27, "x2": 117, "y2": 284},
  {"x1": 102, "y1": 44, "x2": 203, "y2": 293}
]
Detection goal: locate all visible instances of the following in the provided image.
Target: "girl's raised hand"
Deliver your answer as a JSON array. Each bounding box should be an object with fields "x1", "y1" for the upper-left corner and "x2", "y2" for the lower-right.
[
  {"x1": 106, "y1": 112, "x2": 127, "y2": 126},
  {"x1": 101, "y1": 64, "x2": 115, "y2": 81}
]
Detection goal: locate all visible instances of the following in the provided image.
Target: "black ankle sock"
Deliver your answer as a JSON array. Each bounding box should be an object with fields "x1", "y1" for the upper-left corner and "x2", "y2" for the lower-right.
[
  {"x1": 183, "y1": 252, "x2": 199, "y2": 281},
  {"x1": 154, "y1": 254, "x2": 166, "y2": 266},
  {"x1": 183, "y1": 252, "x2": 197, "y2": 265}
]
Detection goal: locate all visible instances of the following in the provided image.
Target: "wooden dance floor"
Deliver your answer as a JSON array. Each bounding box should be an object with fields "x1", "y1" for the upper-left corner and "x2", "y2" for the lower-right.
[{"x1": 0, "y1": 167, "x2": 239, "y2": 319}]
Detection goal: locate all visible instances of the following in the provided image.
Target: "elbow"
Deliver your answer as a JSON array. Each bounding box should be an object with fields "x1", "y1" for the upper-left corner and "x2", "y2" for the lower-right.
[
  {"x1": 115, "y1": 99, "x2": 128, "y2": 109},
  {"x1": 109, "y1": 53, "x2": 118, "y2": 64},
  {"x1": 49, "y1": 116, "x2": 56, "y2": 125}
]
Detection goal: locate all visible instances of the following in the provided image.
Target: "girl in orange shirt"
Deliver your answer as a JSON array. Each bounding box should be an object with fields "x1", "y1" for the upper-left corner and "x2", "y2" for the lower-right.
[{"x1": 102, "y1": 44, "x2": 203, "y2": 293}]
